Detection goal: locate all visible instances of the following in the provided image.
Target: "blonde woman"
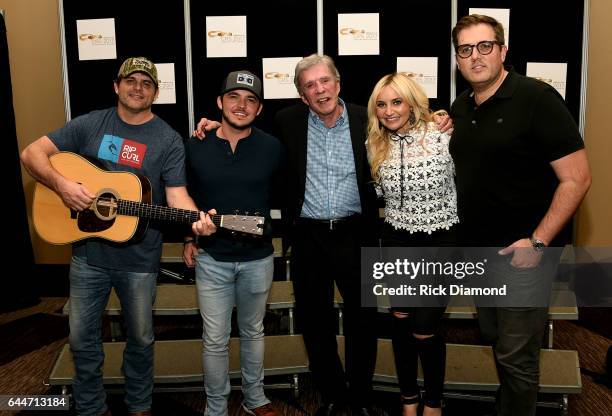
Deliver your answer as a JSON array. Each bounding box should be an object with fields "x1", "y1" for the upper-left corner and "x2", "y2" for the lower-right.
[{"x1": 366, "y1": 73, "x2": 458, "y2": 416}]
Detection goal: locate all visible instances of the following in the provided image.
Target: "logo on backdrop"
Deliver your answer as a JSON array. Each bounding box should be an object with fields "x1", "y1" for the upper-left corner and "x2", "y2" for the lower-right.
[
  {"x1": 264, "y1": 72, "x2": 293, "y2": 85},
  {"x1": 401, "y1": 70, "x2": 436, "y2": 86},
  {"x1": 533, "y1": 76, "x2": 566, "y2": 92},
  {"x1": 339, "y1": 27, "x2": 378, "y2": 40},
  {"x1": 207, "y1": 30, "x2": 246, "y2": 43},
  {"x1": 78, "y1": 33, "x2": 115, "y2": 46},
  {"x1": 403, "y1": 71, "x2": 423, "y2": 79}
]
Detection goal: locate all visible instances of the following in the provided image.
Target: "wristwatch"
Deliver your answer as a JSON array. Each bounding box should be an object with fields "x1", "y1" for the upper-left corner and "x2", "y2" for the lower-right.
[{"x1": 530, "y1": 236, "x2": 546, "y2": 252}]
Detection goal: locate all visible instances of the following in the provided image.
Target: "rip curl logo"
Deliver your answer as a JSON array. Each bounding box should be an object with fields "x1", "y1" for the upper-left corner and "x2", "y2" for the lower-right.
[
  {"x1": 119, "y1": 141, "x2": 147, "y2": 168},
  {"x1": 98, "y1": 135, "x2": 147, "y2": 169}
]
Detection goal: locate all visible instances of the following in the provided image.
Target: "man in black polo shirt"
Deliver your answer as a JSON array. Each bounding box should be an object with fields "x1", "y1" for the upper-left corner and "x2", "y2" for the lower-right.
[
  {"x1": 449, "y1": 15, "x2": 591, "y2": 416},
  {"x1": 183, "y1": 71, "x2": 284, "y2": 416}
]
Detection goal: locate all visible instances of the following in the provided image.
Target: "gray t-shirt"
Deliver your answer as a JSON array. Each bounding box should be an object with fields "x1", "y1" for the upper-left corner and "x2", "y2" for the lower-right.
[{"x1": 48, "y1": 107, "x2": 186, "y2": 272}]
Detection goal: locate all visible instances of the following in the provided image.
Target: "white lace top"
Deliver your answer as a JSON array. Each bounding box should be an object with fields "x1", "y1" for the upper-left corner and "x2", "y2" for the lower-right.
[{"x1": 373, "y1": 122, "x2": 459, "y2": 234}]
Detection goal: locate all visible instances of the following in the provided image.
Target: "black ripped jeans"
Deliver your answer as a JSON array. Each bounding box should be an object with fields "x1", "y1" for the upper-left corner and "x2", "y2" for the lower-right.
[{"x1": 381, "y1": 223, "x2": 457, "y2": 407}]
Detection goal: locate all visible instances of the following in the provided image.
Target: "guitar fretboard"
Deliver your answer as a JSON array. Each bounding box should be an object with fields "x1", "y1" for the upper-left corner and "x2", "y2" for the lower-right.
[{"x1": 117, "y1": 199, "x2": 222, "y2": 226}]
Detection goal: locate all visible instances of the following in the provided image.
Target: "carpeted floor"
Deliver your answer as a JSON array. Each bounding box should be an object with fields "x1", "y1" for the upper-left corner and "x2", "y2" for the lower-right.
[{"x1": 0, "y1": 297, "x2": 610, "y2": 416}]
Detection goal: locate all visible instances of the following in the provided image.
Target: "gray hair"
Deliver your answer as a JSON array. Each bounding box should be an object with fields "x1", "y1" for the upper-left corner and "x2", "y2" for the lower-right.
[{"x1": 294, "y1": 54, "x2": 341, "y2": 94}]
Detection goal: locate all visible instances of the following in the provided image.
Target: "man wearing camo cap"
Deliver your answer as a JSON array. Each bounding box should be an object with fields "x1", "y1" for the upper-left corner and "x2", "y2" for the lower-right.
[{"x1": 21, "y1": 56, "x2": 216, "y2": 416}]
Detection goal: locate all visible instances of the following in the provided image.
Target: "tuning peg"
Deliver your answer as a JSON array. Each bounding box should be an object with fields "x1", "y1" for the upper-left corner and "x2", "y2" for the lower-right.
[
  {"x1": 233, "y1": 209, "x2": 240, "y2": 215},
  {"x1": 254, "y1": 211, "x2": 261, "y2": 216},
  {"x1": 244, "y1": 211, "x2": 250, "y2": 216}
]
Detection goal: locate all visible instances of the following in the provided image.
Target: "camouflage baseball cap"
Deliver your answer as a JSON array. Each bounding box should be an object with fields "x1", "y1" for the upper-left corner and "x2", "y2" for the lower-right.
[{"x1": 117, "y1": 57, "x2": 159, "y2": 87}]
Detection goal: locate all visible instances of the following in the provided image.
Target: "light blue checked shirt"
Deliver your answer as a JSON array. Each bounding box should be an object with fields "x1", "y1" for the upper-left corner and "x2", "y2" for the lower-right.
[{"x1": 300, "y1": 99, "x2": 362, "y2": 219}]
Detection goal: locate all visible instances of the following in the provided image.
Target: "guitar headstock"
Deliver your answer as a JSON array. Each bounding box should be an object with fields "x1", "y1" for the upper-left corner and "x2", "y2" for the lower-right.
[{"x1": 220, "y1": 214, "x2": 265, "y2": 236}]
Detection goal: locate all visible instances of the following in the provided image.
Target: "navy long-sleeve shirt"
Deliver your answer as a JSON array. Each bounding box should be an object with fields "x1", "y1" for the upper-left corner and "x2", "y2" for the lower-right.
[{"x1": 185, "y1": 127, "x2": 284, "y2": 261}]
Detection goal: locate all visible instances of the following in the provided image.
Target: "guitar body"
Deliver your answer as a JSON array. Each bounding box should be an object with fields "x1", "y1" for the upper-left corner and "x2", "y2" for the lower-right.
[{"x1": 33, "y1": 152, "x2": 151, "y2": 244}]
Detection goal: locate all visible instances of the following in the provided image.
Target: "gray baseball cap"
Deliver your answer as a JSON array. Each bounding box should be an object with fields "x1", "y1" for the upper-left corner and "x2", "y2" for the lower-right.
[{"x1": 220, "y1": 70, "x2": 262, "y2": 101}]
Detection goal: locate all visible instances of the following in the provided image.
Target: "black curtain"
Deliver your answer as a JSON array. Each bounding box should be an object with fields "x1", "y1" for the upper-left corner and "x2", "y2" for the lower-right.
[{"x1": 1, "y1": 13, "x2": 39, "y2": 311}]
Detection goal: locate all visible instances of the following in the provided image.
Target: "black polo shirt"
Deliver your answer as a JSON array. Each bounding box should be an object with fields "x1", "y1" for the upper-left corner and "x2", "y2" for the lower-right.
[
  {"x1": 450, "y1": 67, "x2": 584, "y2": 246},
  {"x1": 185, "y1": 127, "x2": 283, "y2": 261}
]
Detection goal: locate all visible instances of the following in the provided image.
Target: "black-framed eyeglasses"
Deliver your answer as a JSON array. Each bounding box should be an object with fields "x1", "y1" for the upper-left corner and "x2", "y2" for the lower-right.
[{"x1": 456, "y1": 40, "x2": 504, "y2": 59}]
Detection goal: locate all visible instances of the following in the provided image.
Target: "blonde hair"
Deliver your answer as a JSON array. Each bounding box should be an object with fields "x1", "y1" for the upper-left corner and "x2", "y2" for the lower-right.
[{"x1": 366, "y1": 72, "x2": 432, "y2": 182}]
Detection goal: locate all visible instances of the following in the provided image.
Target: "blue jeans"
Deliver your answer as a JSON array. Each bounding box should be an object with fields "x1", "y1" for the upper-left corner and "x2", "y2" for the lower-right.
[
  {"x1": 195, "y1": 251, "x2": 274, "y2": 416},
  {"x1": 68, "y1": 256, "x2": 156, "y2": 416}
]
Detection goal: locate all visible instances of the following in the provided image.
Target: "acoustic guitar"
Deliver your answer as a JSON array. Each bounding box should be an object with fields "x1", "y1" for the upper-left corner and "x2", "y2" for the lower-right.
[{"x1": 33, "y1": 152, "x2": 265, "y2": 245}]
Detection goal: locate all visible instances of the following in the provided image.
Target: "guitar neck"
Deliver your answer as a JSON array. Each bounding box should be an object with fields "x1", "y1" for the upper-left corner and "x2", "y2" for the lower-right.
[{"x1": 117, "y1": 200, "x2": 222, "y2": 226}]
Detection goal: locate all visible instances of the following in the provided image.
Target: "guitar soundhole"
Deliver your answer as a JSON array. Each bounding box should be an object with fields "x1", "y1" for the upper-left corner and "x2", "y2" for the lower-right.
[
  {"x1": 77, "y1": 190, "x2": 119, "y2": 233},
  {"x1": 93, "y1": 189, "x2": 120, "y2": 221}
]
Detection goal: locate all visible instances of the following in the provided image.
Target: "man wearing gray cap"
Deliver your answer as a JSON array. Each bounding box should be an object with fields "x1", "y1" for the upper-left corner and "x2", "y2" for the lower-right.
[
  {"x1": 21, "y1": 57, "x2": 216, "y2": 416},
  {"x1": 183, "y1": 70, "x2": 284, "y2": 416}
]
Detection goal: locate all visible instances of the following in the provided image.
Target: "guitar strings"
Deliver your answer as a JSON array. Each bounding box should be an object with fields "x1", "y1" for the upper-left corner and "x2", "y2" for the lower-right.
[{"x1": 94, "y1": 198, "x2": 256, "y2": 231}]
